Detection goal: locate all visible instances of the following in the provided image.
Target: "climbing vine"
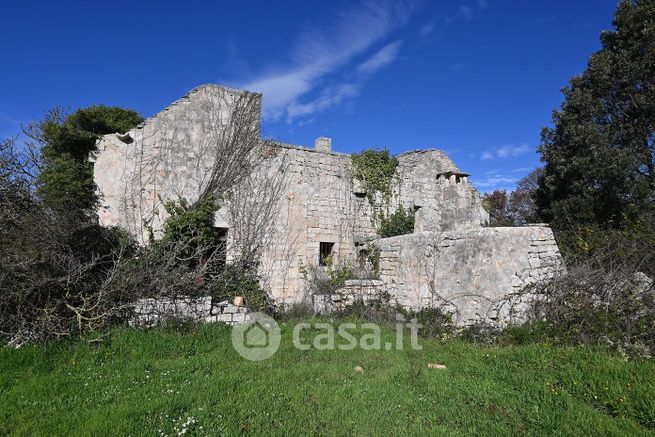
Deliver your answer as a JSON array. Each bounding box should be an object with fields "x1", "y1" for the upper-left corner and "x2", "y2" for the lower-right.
[
  {"x1": 351, "y1": 147, "x2": 399, "y2": 204},
  {"x1": 351, "y1": 148, "x2": 416, "y2": 237}
]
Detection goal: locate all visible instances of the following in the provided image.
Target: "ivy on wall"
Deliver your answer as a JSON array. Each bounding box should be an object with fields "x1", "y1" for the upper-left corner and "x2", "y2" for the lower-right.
[
  {"x1": 350, "y1": 148, "x2": 399, "y2": 204},
  {"x1": 351, "y1": 148, "x2": 415, "y2": 238}
]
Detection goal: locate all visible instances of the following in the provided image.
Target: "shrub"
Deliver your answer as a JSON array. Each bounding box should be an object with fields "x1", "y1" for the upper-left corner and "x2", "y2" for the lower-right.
[
  {"x1": 209, "y1": 264, "x2": 275, "y2": 314},
  {"x1": 377, "y1": 205, "x2": 415, "y2": 237},
  {"x1": 410, "y1": 307, "x2": 456, "y2": 340},
  {"x1": 299, "y1": 260, "x2": 356, "y2": 297},
  {"x1": 520, "y1": 264, "x2": 655, "y2": 358}
]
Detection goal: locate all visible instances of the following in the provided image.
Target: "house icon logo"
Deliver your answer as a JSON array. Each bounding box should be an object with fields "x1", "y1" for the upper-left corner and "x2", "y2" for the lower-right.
[{"x1": 231, "y1": 312, "x2": 281, "y2": 361}]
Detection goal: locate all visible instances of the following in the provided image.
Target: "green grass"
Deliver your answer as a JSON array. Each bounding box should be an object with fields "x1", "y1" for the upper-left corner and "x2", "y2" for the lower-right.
[{"x1": 1, "y1": 321, "x2": 654, "y2": 436}]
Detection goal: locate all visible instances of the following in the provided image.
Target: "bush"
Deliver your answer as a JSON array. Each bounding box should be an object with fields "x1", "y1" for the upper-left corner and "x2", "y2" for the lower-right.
[
  {"x1": 112, "y1": 196, "x2": 276, "y2": 314},
  {"x1": 519, "y1": 264, "x2": 655, "y2": 358},
  {"x1": 299, "y1": 259, "x2": 356, "y2": 297},
  {"x1": 209, "y1": 264, "x2": 275, "y2": 314},
  {"x1": 377, "y1": 205, "x2": 415, "y2": 237},
  {"x1": 410, "y1": 307, "x2": 456, "y2": 340}
]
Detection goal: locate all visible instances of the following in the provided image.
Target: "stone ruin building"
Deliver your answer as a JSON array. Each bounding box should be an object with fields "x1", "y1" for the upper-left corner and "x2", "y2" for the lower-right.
[{"x1": 93, "y1": 84, "x2": 563, "y2": 325}]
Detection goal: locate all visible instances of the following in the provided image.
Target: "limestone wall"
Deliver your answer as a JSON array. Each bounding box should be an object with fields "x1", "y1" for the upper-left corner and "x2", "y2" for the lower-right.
[
  {"x1": 312, "y1": 279, "x2": 386, "y2": 314},
  {"x1": 253, "y1": 145, "x2": 488, "y2": 303},
  {"x1": 376, "y1": 226, "x2": 563, "y2": 325},
  {"x1": 93, "y1": 84, "x2": 260, "y2": 243},
  {"x1": 92, "y1": 84, "x2": 559, "y2": 318},
  {"x1": 393, "y1": 150, "x2": 489, "y2": 233},
  {"x1": 254, "y1": 143, "x2": 377, "y2": 302},
  {"x1": 130, "y1": 297, "x2": 251, "y2": 326}
]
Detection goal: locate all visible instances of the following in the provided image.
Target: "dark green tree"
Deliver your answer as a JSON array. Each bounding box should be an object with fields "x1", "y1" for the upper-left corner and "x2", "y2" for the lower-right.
[
  {"x1": 33, "y1": 106, "x2": 143, "y2": 218},
  {"x1": 537, "y1": 0, "x2": 655, "y2": 256}
]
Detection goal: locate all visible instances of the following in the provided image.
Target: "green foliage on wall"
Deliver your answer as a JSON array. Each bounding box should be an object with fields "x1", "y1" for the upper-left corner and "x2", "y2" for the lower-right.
[
  {"x1": 363, "y1": 242, "x2": 380, "y2": 274},
  {"x1": 209, "y1": 264, "x2": 275, "y2": 313},
  {"x1": 350, "y1": 147, "x2": 399, "y2": 203},
  {"x1": 377, "y1": 205, "x2": 415, "y2": 238},
  {"x1": 299, "y1": 258, "x2": 356, "y2": 296},
  {"x1": 160, "y1": 195, "x2": 220, "y2": 248},
  {"x1": 37, "y1": 105, "x2": 143, "y2": 219}
]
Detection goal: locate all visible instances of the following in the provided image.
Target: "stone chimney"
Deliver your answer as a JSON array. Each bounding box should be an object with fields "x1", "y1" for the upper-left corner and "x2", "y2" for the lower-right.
[{"x1": 314, "y1": 137, "x2": 332, "y2": 152}]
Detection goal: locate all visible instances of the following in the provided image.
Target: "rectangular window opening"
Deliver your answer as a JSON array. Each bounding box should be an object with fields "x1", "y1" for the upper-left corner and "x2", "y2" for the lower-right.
[
  {"x1": 319, "y1": 242, "x2": 335, "y2": 266},
  {"x1": 204, "y1": 227, "x2": 228, "y2": 268}
]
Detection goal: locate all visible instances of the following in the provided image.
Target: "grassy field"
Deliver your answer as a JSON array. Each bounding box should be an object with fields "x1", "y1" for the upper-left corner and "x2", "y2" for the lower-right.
[{"x1": 1, "y1": 321, "x2": 654, "y2": 436}]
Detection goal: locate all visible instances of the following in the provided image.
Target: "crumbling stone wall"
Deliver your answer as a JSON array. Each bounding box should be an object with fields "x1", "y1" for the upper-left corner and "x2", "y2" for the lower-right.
[
  {"x1": 312, "y1": 279, "x2": 386, "y2": 314},
  {"x1": 375, "y1": 226, "x2": 563, "y2": 325},
  {"x1": 131, "y1": 297, "x2": 251, "y2": 326},
  {"x1": 93, "y1": 84, "x2": 562, "y2": 323},
  {"x1": 380, "y1": 150, "x2": 489, "y2": 233},
  {"x1": 93, "y1": 85, "x2": 259, "y2": 243}
]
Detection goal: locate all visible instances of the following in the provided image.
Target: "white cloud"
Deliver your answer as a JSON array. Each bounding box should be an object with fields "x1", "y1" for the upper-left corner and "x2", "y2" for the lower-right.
[
  {"x1": 419, "y1": 21, "x2": 435, "y2": 37},
  {"x1": 357, "y1": 40, "x2": 403, "y2": 75},
  {"x1": 473, "y1": 174, "x2": 517, "y2": 192},
  {"x1": 458, "y1": 5, "x2": 474, "y2": 20},
  {"x1": 481, "y1": 143, "x2": 532, "y2": 160},
  {"x1": 287, "y1": 83, "x2": 361, "y2": 119},
  {"x1": 237, "y1": 1, "x2": 415, "y2": 121},
  {"x1": 511, "y1": 166, "x2": 534, "y2": 173},
  {"x1": 445, "y1": 1, "x2": 488, "y2": 25}
]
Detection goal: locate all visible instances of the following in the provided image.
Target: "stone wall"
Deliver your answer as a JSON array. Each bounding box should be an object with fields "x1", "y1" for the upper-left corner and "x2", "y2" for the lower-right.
[
  {"x1": 312, "y1": 279, "x2": 387, "y2": 314},
  {"x1": 92, "y1": 84, "x2": 260, "y2": 243},
  {"x1": 130, "y1": 297, "x2": 251, "y2": 327},
  {"x1": 376, "y1": 225, "x2": 563, "y2": 325},
  {"x1": 93, "y1": 84, "x2": 562, "y2": 322},
  {"x1": 251, "y1": 144, "x2": 489, "y2": 304},
  {"x1": 251, "y1": 143, "x2": 377, "y2": 302}
]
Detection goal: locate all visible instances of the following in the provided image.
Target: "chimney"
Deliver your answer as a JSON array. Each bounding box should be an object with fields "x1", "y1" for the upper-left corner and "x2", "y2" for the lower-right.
[{"x1": 314, "y1": 137, "x2": 332, "y2": 152}]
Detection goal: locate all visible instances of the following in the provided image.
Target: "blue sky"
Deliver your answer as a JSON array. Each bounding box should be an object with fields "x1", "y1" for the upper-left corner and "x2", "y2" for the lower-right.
[{"x1": 0, "y1": 0, "x2": 617, "y2": 191}]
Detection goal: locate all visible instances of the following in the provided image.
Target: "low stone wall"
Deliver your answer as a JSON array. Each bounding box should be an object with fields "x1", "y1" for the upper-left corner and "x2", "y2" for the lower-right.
[
  {"x1": 312, "y1": 279, "x2": 387, "y2": 314},
  {"x1": 376, "y1": 225, "x2": 564, "y2": 326},
  {"x1": 130, "y1": 297, "x2": 251, "y2": 326}
]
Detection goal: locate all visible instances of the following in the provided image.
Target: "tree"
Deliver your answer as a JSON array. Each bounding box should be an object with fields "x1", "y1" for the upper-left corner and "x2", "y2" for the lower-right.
[
  {"x1": 482, "y1": 190, "x2": 512, "y2": 226},
  {"x1": 508, "y1": 167, "x2": 543, "y2": 224},
  {"x1": 29, "y1": 106, "x2": 143, "y2": 219},
  {"x1": 537, "y1": 0, "x2": 655, "y2": 236}
]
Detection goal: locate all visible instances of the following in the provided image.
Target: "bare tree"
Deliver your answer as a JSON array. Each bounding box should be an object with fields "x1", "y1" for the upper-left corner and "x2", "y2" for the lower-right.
[
  {"x1": 226, "y1": 143, "x2": 291, "y2": 270},
  {"x1": 0, "y1": 136, "x2": 134, "y2": 343},
  {"x1": 508, "y1": 167, "x2": 543, "y2": 224}
]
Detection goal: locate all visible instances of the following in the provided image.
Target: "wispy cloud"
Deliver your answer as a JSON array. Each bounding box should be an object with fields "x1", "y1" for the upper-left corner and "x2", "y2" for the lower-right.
[
  {"x1": 458, "y1": 5, "x2": 474, "y2": 20},
  {"x1": 445, "y1": 1, "x2": 488, "y2": 25},
  {"x1": 237, "y1": 1, "x2": 416, "y2": 122},
  {"x1": 287, "y1": 83, "x2": 361, "y2": 120},
  {"x1": 481, "y1": 143, "x2": 532, "y2": 161},
  {"x1": 357, "y1": 40, "x2": 403, "y2": 75},
  {"x1": 472, "y1": 174, "x2": 517, "y2": 192},
  {"x1": 511, "y1": 166, "x2": 535, "y2": 173},
  {"x1": 418, "y1": 21, "x2": 435, "y2": 37}
]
